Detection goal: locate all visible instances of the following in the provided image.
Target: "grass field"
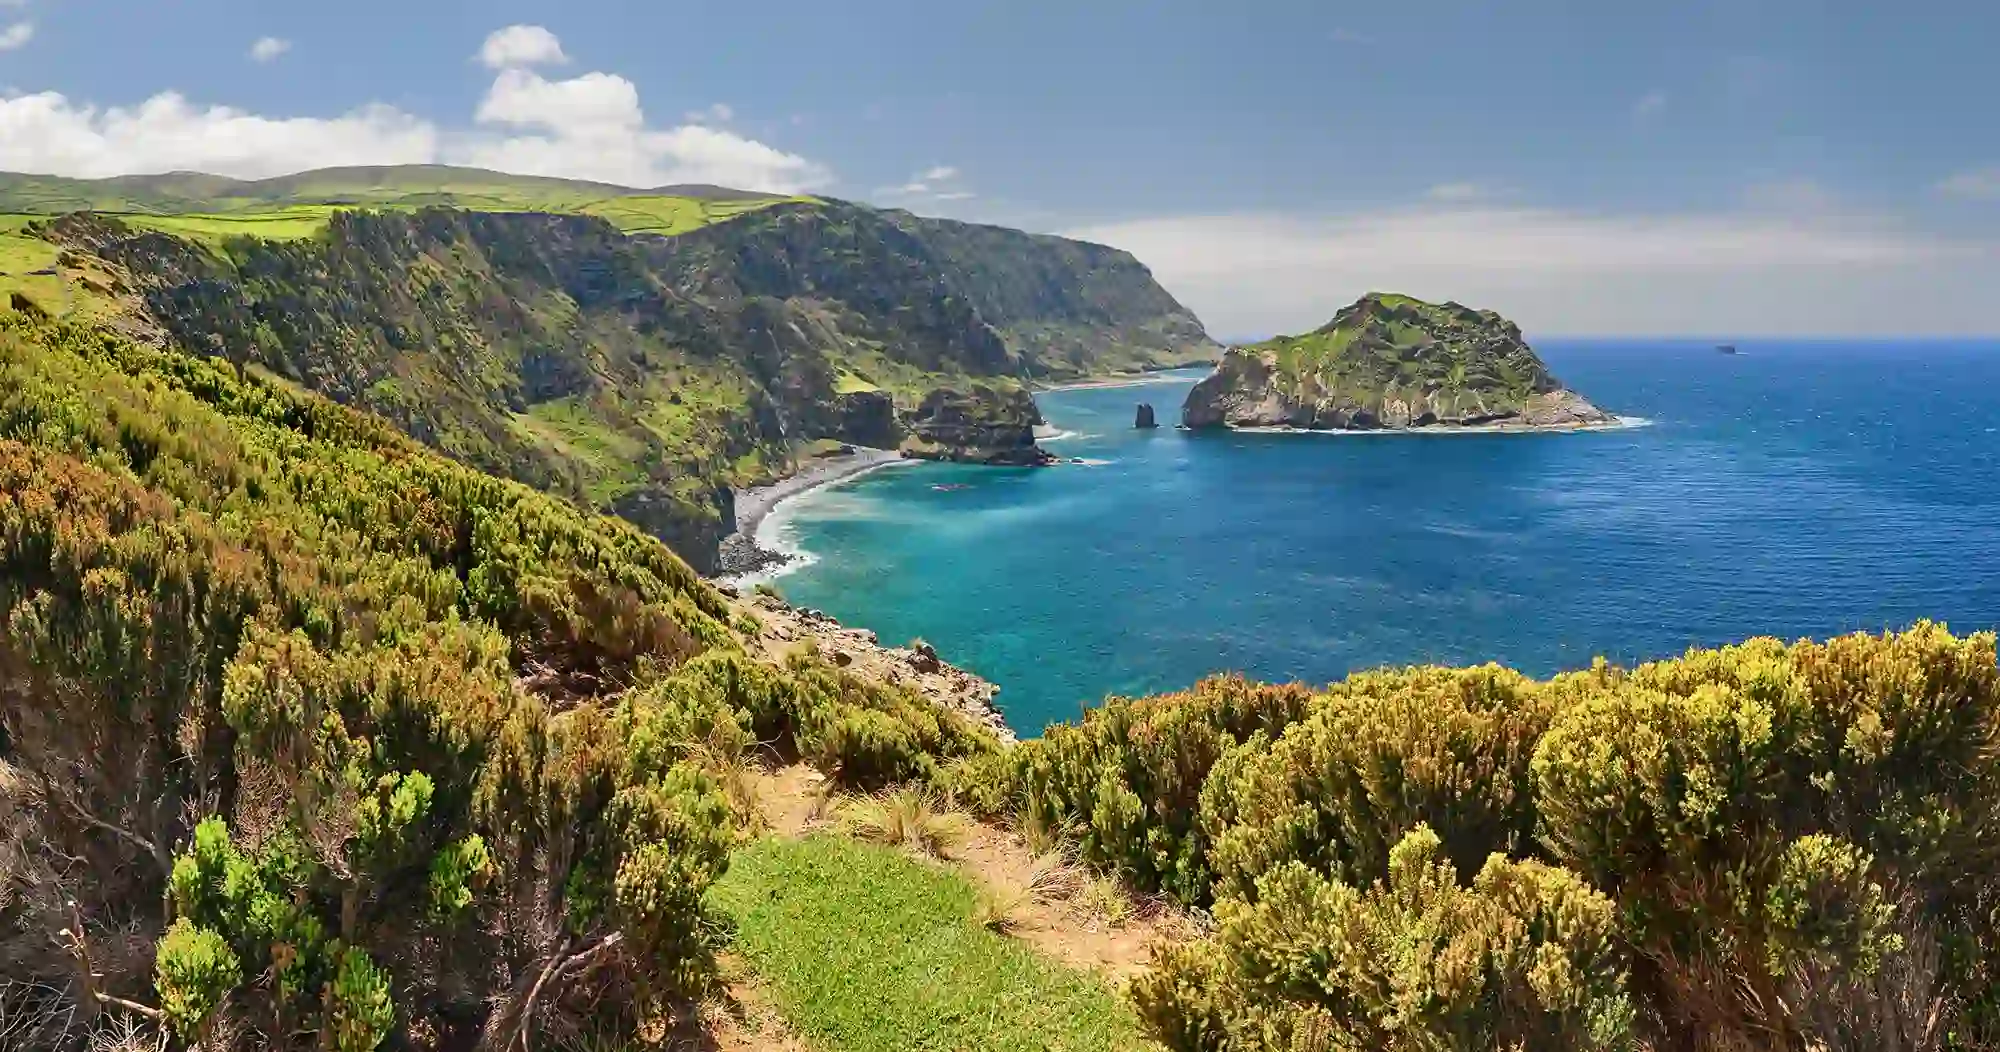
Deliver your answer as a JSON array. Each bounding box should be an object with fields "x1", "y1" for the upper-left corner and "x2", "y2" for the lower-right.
[
  {"x1": 0, "y1": 214, "x2": 123, "y2": 319},
  {"x1": 708, "y1": 835, "x2": 1154, "y2": 1052}
]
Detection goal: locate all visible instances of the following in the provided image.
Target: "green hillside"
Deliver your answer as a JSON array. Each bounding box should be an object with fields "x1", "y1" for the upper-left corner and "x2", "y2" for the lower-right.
[{"x1": 18, "y1": 191, "x2": 1213, "y2": 570}]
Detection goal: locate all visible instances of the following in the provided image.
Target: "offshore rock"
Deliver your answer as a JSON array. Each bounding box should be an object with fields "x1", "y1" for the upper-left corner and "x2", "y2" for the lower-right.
[
  {"x1": 1135, "y1": 403, "x2": 1158, "y2": 429},
  {"x1": 1183, "y1": 293, "x2": 1613, "y2": 431}
]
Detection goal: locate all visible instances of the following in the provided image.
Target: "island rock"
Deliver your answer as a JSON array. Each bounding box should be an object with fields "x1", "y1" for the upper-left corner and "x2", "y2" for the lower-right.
[
  {"x1": 1135, "y1": 403, "x2": 1158, "y2": 429},
  {"x1": 1182, "y1": 293, "x2": 1614, "y2": 431},
  {"x1": 899, "y1": 383, "x2": 1056, "y2": 465}
]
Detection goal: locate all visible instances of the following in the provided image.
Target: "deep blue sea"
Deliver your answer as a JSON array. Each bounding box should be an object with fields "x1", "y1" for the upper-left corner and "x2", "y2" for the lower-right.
[{"x1": 764, "y1": 341, "x2": 2000, "y2": 733}]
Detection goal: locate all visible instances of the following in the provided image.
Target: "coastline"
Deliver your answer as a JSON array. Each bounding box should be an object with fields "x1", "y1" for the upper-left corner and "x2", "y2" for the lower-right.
[
  {"x1": 1031, "y1": 365, "x2": 1215, "y2": 393},
  {"x1": 716, "y1": 446, "x2": 910, "y2": 580},
  {"x1": 1219, "y1": 414, "x2": 1654, "y2": 436}
]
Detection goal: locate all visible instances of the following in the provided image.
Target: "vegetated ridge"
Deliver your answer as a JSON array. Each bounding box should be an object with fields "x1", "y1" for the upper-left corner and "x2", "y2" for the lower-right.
[
  {"x1": 2, "y1": 166, "x2": 1218, "y2": 571},
  {"x1": 1183, "y1": 291, "x2": 1613, "y2": 430}
]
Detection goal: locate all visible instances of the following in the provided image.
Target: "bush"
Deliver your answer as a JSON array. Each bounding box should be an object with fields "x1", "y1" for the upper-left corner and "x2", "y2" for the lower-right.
[
  {"x1": 1006, "y1": 675, "x2": 1316, "y2": 901},
  {"x1": 1134, "y1": 826, "x2": 1636, "y2": 1052},
  {"x1": 1053, "y1": 627, "x2": 2000, "y2": 1052},
  {"x1": 1200, "y1": 662, "x2": 1566, "y2": 904}
]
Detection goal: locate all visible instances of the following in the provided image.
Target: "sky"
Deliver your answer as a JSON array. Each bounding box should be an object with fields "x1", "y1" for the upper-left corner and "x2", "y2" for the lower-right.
[{"x1": 2, "y1": 1, "x2": 1998, "y2": 338}]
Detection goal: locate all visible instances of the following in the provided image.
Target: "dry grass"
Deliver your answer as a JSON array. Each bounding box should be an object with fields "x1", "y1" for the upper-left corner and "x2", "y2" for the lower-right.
[{"x1": 838, "y1": 787, "x2": 968, "y2": 858}]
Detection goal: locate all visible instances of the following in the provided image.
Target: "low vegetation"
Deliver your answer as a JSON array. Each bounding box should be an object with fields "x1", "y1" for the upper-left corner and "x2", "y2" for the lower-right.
[
  {"x1": 975, "y1": 629, "x2": 2000, "y2": 1052},
  {"x1": 0, "y1": 313, "x2": 1000, "y2": 1051},
  {"x1": 708, "y1": 835, "x2": 1154, "y2": 1052}
]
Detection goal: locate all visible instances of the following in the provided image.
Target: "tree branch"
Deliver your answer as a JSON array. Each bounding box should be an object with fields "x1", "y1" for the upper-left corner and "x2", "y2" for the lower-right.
[{"x1": 49, "y1": 783, "x2": 170, "y2": 876}]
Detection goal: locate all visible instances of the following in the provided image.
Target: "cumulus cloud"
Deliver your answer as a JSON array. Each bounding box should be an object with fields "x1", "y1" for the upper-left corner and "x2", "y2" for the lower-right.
[
  {"x1": 1937, "y1": 167, "x2": 2000, "y2": 201},
  {"x1": 249, "y1": 37, "x2": 292, "y2": 63},
  {"x1": 1067, "y1": 203, "x2": 1997, "y2": 337},
  {"x1": 466, "y1": 66, "x2": 827, "y2": 190},
  {"x1": 478, "y1": 25, "x2": 568, "y2": 70},
  {"x1": 0, "y1": 26, "x2": 831, "y2": 193},
  {"x1": 0, "y1": 20, "x2": 31, "y2": 50},
  {"x1": 879, "y1": 165, "x2": 974, "y2": 202},
  {"x1": 0, "y1": 92, "x2": 438, "y2": 179}
]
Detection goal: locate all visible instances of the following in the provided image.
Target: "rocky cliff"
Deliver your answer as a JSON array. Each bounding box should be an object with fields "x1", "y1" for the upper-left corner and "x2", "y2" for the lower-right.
[
  {"x1": 899, "y1": 384, "x2": 1053, "y2": 465},
  {"x1": 1183, "y1": 293, "x2": 1612, "y2": 431},
  {"x1": 33, "y1": 198, "x2": 1215, "y2": 570}
]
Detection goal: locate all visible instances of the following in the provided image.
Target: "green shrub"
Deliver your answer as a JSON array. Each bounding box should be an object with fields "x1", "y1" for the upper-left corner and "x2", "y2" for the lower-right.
[
  {"x1": 1200, "y1": 662, "x2": 1565, "y2": 904},
  {"x1": 1135, "y1": 826, "x2": 1635, "y2": 1052},
  {"x1": 155, "y1": 918, "x2": 242, "y2": 1042},
  {"x1": 1007, "y1": 675, "x2": 1316, "y2": 901}
]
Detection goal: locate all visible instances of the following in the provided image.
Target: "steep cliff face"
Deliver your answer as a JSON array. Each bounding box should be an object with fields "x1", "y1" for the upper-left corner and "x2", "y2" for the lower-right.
[
  {"x1": 875, "y1": 209, "x2": 1220, "y2": 378},
  {"x1": 898, "y1": 384, "x2": 1053, "y2": 465},
  {"x1": 37, "y1": 200, "x2": 1215, "y2": 569},
  {"x1": 1183, "y1": 293, "x2": 1612, "y2": 431}
]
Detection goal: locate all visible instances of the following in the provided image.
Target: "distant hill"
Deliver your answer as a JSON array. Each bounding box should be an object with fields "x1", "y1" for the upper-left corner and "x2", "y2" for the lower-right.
[{"x1": 0, "y1": 164, "x2": 789, "y2": 215}]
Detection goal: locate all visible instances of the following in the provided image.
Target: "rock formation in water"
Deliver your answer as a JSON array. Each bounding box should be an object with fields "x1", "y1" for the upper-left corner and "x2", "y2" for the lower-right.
[
  {"x1": 1182, "y1": 293, "x2": 1613, "y2": 431},
  {"x1": 1135, "y1": 403, "x2": 1158, "y2": 428}
]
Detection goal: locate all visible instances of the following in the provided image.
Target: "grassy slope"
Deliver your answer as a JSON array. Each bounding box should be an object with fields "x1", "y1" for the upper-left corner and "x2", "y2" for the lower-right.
[{"x1": 709, "y1": 835, "x2": 1152, "y2": 1052}]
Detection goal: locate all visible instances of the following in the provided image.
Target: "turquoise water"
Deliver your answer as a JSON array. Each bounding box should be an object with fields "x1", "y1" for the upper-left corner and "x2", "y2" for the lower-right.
[{"x1": 767, "y1": 342, "x2": 2000, "y2": 733}]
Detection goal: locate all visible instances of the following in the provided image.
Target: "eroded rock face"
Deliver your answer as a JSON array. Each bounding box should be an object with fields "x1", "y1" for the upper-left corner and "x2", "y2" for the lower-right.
[
  {"x1": 899, "y1": 384, "x2": 1055, "y2": 465},
  {"x1": 1135, "y1": 403, "x2": 1158, "y2": 429},
  {"x1": 740, "y1": 591, "x2": 1014, "y2": 742},
  {"x1": 1183, "y1": 293, "x2": 1614, "y2": 431}
]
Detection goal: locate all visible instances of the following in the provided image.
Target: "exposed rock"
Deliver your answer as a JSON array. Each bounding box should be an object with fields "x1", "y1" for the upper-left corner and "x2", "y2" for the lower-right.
[
  {"x1": 739, "y1": 591, "x2": 1014, "y2": 742},
  {"x1": 833, "y1": 390, "x2": 899, "y2": 448},
  {"x1": 899, "y1": 384, "x2": 1056, "y2": 465},
  {"x1": 1135, "y1": 403, "x2": 1158, "y2": 429},
  {"x1": 1183, "y1": 293, "x2": 1613, "y2": 432}
]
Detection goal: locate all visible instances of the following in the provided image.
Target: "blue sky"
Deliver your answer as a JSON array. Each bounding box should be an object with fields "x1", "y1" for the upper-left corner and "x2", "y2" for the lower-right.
[{"x1": 2, "y1": 0, "x2": 1997, "y2": 336}]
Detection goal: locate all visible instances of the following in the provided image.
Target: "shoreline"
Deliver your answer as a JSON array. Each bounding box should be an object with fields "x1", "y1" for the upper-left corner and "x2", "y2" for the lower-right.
[
  {"x1": 715, "y1": 446, "x2": 910, "y2": 581},
  {"x1": 1031, "y1": 365, "x2": 1215, "y2": 393},
  {"x1": 1211, "y1": 415, "x2": 1654, "y2": 437}
]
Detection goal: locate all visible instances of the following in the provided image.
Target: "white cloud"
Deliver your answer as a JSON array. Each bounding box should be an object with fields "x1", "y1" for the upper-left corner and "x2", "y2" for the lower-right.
[
  {"x1": 1067, "y1": 204, "x2": 1997, "y2": 337},
  {"x1": 0, "y1": 21, "x2": 32, "y2": 50},
  {"x1": 467, "y1": 66, "x2": 827, "y2": 190},
  {"x1": 0, "y1": 91, "x2": 438, "y2": 179},
  {"x1": 1937, "y1": 167, "x2": 2000, "y2": 201},
  {"x1": 682, "y1": 103, "x2": 734, "y2": 125},
  {"x1": 879, "y1": 164, "x2": 974, "y2": 203},
  {"x1": 478, "y1": 24, "x2": 568, "y2": 70},
  {"x1": 0, "y1": 26, "x2": 831, "y2": 194},
  {"x1": 1633, "y1": 90, "x2": 1668, "y2": 119},
  {"x1": 249, "y1": 37, "x2": 291, "y2": 63}
]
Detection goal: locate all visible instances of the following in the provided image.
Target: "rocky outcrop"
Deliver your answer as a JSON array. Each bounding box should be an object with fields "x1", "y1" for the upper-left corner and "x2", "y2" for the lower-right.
[
  {"x1": 1183, "y1": 293, "x2": 1613, "y2": 431},
  {"x1": 732, "y1": 588, "x2": 1014, "y2": 742},
  {"x1": 1135, "y1": 403, "x2": 1158, "y2": 429},
  {"x1": 899, "y1": 384, "x2": 1055, "y2": 465},
  {"x1": 832, "y1": 390, "x2": 899, "y2": 448}
]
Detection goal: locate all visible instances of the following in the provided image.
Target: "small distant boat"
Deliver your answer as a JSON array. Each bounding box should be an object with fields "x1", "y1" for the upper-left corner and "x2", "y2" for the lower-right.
[{"x1": 1715, "y1": 344, "x2": 1740, "y2": 355}]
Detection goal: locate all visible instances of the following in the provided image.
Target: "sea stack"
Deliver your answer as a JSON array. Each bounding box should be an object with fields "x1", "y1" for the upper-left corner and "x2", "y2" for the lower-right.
[
  {"x1": 1182, "y1": 293, "x2": 1613, "y2": 431},
  {"x1": 1135, "y1": 403, "x2": 1158, "y2": 429}
]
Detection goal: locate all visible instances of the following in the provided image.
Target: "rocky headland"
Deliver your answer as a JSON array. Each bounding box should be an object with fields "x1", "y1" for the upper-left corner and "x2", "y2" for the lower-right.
[
  {"x1": 727, "y1": 586, "x2": 1015, "y2": 743},
  {"x1": 1182, "y1": 292, "x2": 1614, "y2": 431}
]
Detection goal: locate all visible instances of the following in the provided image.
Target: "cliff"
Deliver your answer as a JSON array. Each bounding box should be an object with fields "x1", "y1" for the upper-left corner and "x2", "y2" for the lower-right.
[
  {"x1": 1182, "y1": 293, "x2": 1612, "y2": 431},
  {"x1": 32, "y1": 197, "x2": 1217, "y2": 569}
]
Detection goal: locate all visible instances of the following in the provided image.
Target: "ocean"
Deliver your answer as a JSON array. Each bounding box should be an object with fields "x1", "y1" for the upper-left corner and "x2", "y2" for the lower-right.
[{"x1": 762, "y1": 340, "x2": 2000, "y2": 733}]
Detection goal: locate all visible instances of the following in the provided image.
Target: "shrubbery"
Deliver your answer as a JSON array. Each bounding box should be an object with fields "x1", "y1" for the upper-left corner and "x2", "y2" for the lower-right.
[
  {"x1": 0, "y1": 316, "x2": 999, "y2": 1050},
  {"x1": 993, "y1": 628, "x2": 2000, "y2": 1051}
]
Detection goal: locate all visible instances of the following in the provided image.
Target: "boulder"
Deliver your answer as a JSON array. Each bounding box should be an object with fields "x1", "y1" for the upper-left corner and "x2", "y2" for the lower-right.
[{"x1": 1135, "y1": 403, "x2": 1158, "y2": 428}]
